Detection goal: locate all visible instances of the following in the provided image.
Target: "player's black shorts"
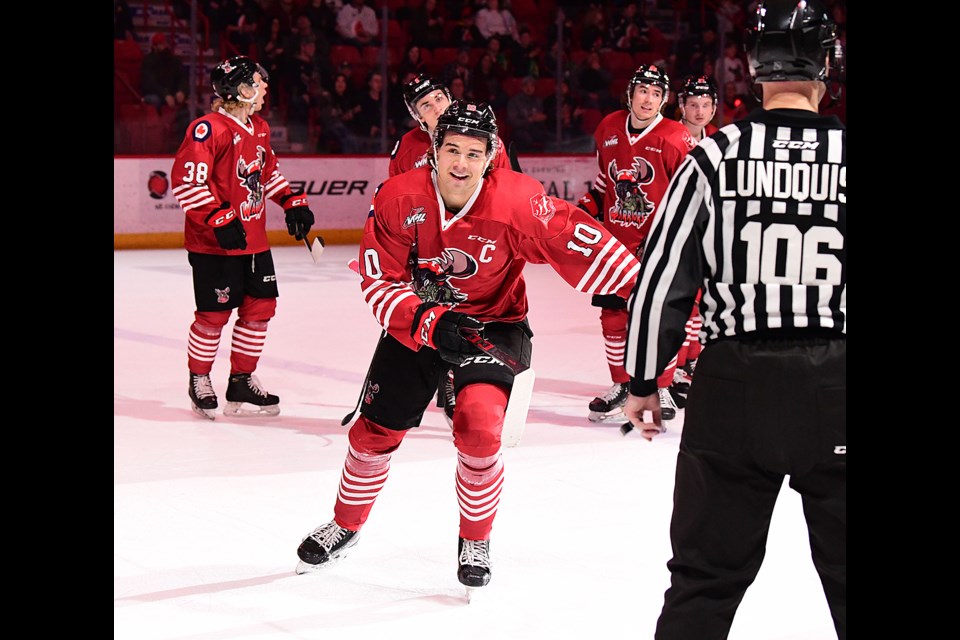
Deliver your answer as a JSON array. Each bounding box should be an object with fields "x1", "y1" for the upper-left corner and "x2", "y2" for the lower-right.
[
  {"x1": 360, "y1": 320, "x2": 533, "y2": 431},
  {"x1": 188, "y1": 250, "x2": 279, "y2": 312}
]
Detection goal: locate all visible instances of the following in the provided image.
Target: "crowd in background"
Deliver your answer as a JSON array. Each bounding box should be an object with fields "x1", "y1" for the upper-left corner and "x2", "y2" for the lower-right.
[{"x1": 114, "y1": 0, "x2": 846, "y2": 155}]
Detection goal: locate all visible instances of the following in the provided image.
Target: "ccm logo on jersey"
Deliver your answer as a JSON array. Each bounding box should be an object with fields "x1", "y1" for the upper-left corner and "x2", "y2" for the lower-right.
[
  {"x1": 192, "y1": 121, "x2": 212, "y2": 141},
  {"x1": 403, "y1": 207, "x2": 427, "y2": 228},
  {"x1": 772, "y1": 140, "x2": 820, "y2": 149},
  {"x1": 529, "y1": 193, "x2": 556, "y2": 227}
]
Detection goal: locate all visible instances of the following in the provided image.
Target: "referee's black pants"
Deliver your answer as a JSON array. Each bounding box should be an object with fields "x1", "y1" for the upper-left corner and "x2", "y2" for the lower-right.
[{"x1": 655, "y1": 337, "x2": 845, "y2": 640}]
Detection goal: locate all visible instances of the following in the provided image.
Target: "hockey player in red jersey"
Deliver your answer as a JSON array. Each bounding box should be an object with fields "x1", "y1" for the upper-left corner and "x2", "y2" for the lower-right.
[
  {"x1": 389, "y1": 73, "x2": 511, "y2": 177},
  {"x1": 172, "y1": 56, "x2": 314, "y2": 420},
  {"x1": 678, "y1": 74, "x2": 720, "y2": 143},
  {"x1": 668, "y1": 75, "x2": 719, "y2": 406},
  {"x1": 576, "y1": 64, "x2": 694, "y2": 426},
  {"x1": 296, "y1": 101, "x2": 640, "y2": 592},
  {"x1": 389, "y1": 73, "x2": 512, "y2": 427}
]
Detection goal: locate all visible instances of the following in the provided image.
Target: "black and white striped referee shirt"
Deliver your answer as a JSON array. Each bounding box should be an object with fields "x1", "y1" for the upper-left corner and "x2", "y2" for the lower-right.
[{"x1": 625, "y1": 108, "x2": 846, "y2": 395}]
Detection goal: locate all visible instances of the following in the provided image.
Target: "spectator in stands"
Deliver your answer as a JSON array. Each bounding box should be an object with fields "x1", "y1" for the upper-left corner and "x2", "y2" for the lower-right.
[
  {"x1": 336, "y1": 0, "x2": 379, "y2": 47},
  {"x1": 716, "y1": 40, "x2": 749, "y2": 99},
  {"x1": 114, "y1": 0, "x2": 137, "y2": 40},
  {"x1": 719, "y1": 79, "x2": 748, "y2": 125},
  {"x1": 572, "y1": 51, "x2": 614, "y2": 111},
  {"x1": 475, "y1": 0, "x2": 520, "y2": 48},
  {"x1": 302, "y1": 0, "x2": 337, "y2": 40},
  {"x1": 353, "y1": 70, "x2": 391, "y2": 147},
  {"x1": 449, "y1": 75, "x2": 471, "y2": 102},
  {"x1": 609, "y1": 2, "x2": 651, "y2": 53},
  {"x1": 442, "y1": 47, "x2": 473, "y2": 93},
  {"x1": 286, "y1": 36, "x2": 327, "y2": 145},
  {"x1": 579, "y1": 3, "x2": 609, "y2": 52},
  {"x1": 510, "y1": 26, "x2": 543, "y2": 79},
  {"x1": 543, "y1": 77, "x2": 589, "y2": 151},
  {"x1": 409, "y1": 0, "x2": 445, "y2": 49},
  {"x1": 256, "y1": 16, "x2": 289, "y2": 108},
  {"x1": 398, "y1": 44, "x2": 428, "y2": 82},
  {"x1": 507, "y1": 75, "x2": 549, "y2": 152},
  {"x1": 141, "y1": 33, "x2": 188, "y2": 113},
  {"x1": 317, "y1": 72, "x2": 362, "y2": 153},
  {"x1": 484, "y1": 36, "x2": 511, "y2": 76},
  {"x1": 473, "y1": 51, "x2": 507, "y2": 110},
  {"x1": 223, "y1": 0, "x2": 261, "y2": 57}
]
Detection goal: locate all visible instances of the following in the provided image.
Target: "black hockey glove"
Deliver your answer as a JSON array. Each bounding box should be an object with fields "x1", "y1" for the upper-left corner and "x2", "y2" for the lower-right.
[
  {"x1": 205, "y1": 202, "x2": 247, "y2": 250},
  {"x1": 281, "y1": 194, "x2": 314, "y2": 241},
  {"x1": 413, "y1": 303, "x2": 483, "y2": 365}
]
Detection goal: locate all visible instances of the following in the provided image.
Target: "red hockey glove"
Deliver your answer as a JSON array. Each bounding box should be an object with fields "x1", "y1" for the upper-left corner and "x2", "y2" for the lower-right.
[
  {"x1": 205, "y1": 202, "x2": 247, "y2": 250},
  {"x1": 281, "y1": 194, "x2": 314, "y2": 241},
  {"x1": 577, "y1": 187, "x2": 602, "y2": 221},
  {"x1": 412, "y1": 303, "x2": 483, "y2": 365}
]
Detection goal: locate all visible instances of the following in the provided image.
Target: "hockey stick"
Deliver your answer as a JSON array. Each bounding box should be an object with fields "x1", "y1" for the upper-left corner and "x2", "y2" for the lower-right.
[
  {"x1": 507, "y1": 142, "x2": 523, "y2": 173},
  {"x1": 303, "y1": 234, "x2": 325, "y2": 264},
  {"x1": 341, "y1": 257, "x2": 385, "y2": 426},
  {"x1": 460, "y1": 329, "x2": 535, "y2": 448}
]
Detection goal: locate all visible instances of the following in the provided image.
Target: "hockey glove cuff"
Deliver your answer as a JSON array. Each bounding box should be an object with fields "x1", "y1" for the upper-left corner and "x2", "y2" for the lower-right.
[
  {"x1": 205, "y1": 202, "x2": 247, "y2": 250},
  {"x1": 577, "y1": 191, "x2": 601, "y2": 221},
  {"x1": 281, "y1": 194, "x2": 314, "y2": 241},
  {"x1": 412, "y1": 303, "x2": 483, "y2": 365}
]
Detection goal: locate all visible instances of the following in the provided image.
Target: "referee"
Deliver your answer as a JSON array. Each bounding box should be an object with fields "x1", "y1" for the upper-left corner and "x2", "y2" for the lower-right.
[{"x1": 622, "y1": 1, "x2": 846, "y2": 638}]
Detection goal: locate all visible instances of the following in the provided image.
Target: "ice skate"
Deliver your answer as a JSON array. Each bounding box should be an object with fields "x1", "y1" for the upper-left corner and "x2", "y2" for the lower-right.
[
  {"x1": 587, "y1": 382, "x2": 629, "y2": 423},
  {"x1": 223, "y1": 373, "x2": 280, "y2": 417},
  {"x1": 189, "y1": 373, "x2": 218, "y2": 420},
  {"x1": 658, "y1": 387, "x2": 678, "y2": 421},
  {"x1": 683, "y1": 358, "x2": 697, "y2": 376},
  {"x1": 671, "y1": 367, "x2": 692, "y2": 395},
  {"x1": 295, "y1": 521, "x2": 359, "y2": 574},
  {"x1": 458, "y1": 537, "x2": 492, "y2": 600}
]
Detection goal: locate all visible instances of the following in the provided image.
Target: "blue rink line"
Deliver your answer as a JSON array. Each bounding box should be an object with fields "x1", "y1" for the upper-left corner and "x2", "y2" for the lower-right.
[{"x1": 113, "y1": 328, "x2": 360, "y2": 383}]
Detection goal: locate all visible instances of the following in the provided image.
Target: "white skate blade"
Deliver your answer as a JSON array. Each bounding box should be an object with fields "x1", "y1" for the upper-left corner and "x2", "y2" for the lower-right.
[
  {"x1": 191, "y1": 403, "x2": 216, "y2": 420},
  {"x1": 587, "y1": 409, "x2": 626, "y2": 424},
  {"x1": 295, "y1": 550, "x2": 353, "y2": 575},
  {"x1": 464, "y1": 585, "x2": 480, "y2": 603},
  {"x1": 223, "y1": 402, "x2": 280, "y2": 417}
]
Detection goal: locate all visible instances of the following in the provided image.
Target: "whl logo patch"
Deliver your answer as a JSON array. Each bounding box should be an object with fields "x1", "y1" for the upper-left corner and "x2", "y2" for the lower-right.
[{"x1": 403, "y1": 207, "x2": 427, "y2": 229}]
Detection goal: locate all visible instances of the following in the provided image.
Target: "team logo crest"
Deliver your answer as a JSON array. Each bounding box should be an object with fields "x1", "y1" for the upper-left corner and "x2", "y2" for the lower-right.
[
  {"x1": 235, "y1": 146, "x2": 267, "y2": 221},
  {"x1": 607, "y1": 157, "x2": 655, "y2": 228},
  {"x1": 413, "y1": 248, "x2": 479, "y2": 305},
  {"x1": 529, "y1": 193, "x2": 556, "y2": 227},
  {"x1": 147, "y1": 170, "x2": 169, "y2": 199},
  {"x1": 215, "y1": 286, "x2": 231, "y2": 304}
]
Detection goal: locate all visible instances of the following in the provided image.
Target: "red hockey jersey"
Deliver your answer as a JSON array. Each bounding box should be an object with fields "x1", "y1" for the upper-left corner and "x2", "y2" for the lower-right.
[
  {"x1": 388, "y1": 128, "x2": 510, "y2": 177},
  {"x1": 171, "y1": 109, "x2": 299, "y2": 255},
  {"x1": 585, "y1": 111, "x2": 694, "y2": 255},
  {"x1": 359, "y1": 167, "x2": 641, "y2": 351}
]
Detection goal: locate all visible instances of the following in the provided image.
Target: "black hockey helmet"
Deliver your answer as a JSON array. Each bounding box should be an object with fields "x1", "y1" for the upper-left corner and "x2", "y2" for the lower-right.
[
  {"x1": 744, "y1": 0, "x2": 840, "y2": 83},
  {"x1": 679, "y1": 74, "x2": 719, "y2": 103},
  {"x1": 211, "y1": 56, "x2": 269, "y2": 102},
  {"x1": 402, "y1": 73, "x2": 451, "y2": 126},
  {"x1": 431, "y1": 100, "x2": 499, "y2": 161},
  {"x1": 627, "y1": 64, "x2": 671, "y2": 108}
]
